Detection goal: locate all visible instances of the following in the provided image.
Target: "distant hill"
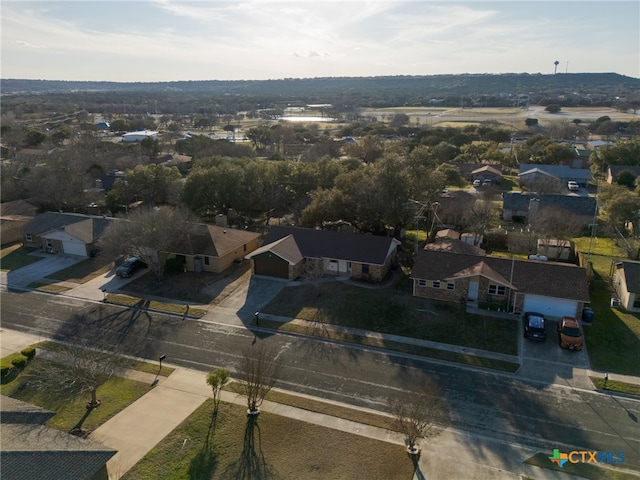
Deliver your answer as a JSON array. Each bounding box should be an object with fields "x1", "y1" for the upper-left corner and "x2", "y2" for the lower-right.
[{"x1": 2, "y1": 73, "x2": 638, "y2": 97}]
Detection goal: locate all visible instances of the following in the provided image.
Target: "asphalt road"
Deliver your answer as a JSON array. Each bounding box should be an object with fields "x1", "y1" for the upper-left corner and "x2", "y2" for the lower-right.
[{"x1": 2, "y1": 289, "x2": 639, "y2": 471}]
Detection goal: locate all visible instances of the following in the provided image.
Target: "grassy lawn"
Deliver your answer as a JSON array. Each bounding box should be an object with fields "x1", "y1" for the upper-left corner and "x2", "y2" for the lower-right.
[
  {"x1": 45, "y1": 257, "x2": 113, "y2": 283},
  {"x1": 0, "y1": 244, "x2": 43, "y2": 271},
  {"x1": 261, "y1": 275, "x2": 519, "y2": 356},
  {"x1": 27, "y1": 281, "x2": 73, "y2": 293},
  {"x1": 123, "y1": 399, "x2": 416, "y2": 480},
  {"x1": 568, "y1": 237, "x2": 640, "y2": 376},
  {"x1": 0, "y1": 357, "x2": 152, "y2": 434},
  {"x1": 590, "y1": 377, "x2": 640, "y2": 396},
  {"x1": 524, "y1": 453, "x2": 634, "y2": 480}
]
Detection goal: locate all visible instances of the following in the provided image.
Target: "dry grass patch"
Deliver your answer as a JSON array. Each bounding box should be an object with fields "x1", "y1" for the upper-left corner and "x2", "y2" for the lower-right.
[{"x1": 123, "y1": 400, "x2": 415, "y2": 480}]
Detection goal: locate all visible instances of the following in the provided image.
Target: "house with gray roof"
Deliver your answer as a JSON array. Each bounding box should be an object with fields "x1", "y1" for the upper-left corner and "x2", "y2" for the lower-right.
[
  {"x1": 1, "y1": 396, "x2": 116, "y2": 480},
  {"x1": 410, "y1": 250, "x2": 590, "y2": 318},
  {"x1": 245, "y1": 226, "x2": 400, "y2": 282},
  {"x1": 613, "y1": 261, "x2": 640, "y2": 312},
  {"x1": 502, "y1": 192, "x2": 597, "y2": 226},
  {"x1": 518, "y1": 164, "x2": 591, "y2": 189},
  {"x1": 23, "y1": 212, "x2": 117, "y2": 257}
]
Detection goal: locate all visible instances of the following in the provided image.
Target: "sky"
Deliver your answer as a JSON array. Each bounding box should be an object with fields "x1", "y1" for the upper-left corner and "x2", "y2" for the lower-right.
[{"x1": 1, "y1": 0, "x2": 638, "y2": 82}]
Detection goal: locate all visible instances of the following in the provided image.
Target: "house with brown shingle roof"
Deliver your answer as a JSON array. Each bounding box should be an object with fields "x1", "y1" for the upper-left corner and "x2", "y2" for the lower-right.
[
  {"x1": 245, "y1": 226, "x2": 400, "y2": 282},
  {"x1": 0, "y1": 200, "x2": 38, "y2": 244},
  {"x1": 410, "y1": 250, "x2": 590, "y2": 318},
  {"x1": 166, "y1": 224, "x2": 260, "y2": 273},
  {"x1": 1, "y1": 396, "x2": 116, "y2": 480}
]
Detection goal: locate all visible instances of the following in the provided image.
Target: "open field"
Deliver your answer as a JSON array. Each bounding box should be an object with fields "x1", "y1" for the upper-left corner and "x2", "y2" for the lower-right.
[{"x1": 359, "y1": 106, "x2": 638, "y2": 130}]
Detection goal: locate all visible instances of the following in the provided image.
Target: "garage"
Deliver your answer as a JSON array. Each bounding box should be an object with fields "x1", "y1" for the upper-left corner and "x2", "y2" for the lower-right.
[
  {"x1": 523, "y1": 294, "x2": 578, "y2": 318},
  {"x1": 253, "y1": 252, "x2": 289, "y2": 279},
  {"x1": 62, "y1": 239, "x2": 88, "y2": 257}
]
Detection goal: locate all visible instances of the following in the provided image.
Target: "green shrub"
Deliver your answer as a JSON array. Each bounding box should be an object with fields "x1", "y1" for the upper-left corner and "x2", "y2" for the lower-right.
[
  {"x1": 1, "y1": 366, "x2": 10, "y2": 377},
  {"x1": 21, "y1": 347, "x2": 36, "y2": 359},
  {"x1": 11, "y1": 357, "x2": 27, "y2": 369}
]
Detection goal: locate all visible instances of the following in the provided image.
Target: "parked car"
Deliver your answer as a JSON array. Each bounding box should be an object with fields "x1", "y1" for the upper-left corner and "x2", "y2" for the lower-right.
[
  {"x1": 567, "y1": 181, "x2": 579, "y2": 191},
  {"x1": 116, "y1": 257, "x2": 146, "y2": 278},
  {"x1": 557, "y1": 317, "x2": 583, "y2": 350},
  {"x1": 472, "y1": 179, "x2": 481, "y2": 188},
  {"x1": 482, "y1": 179, "x2": 493, "y2": 187},
  {"x1": 523, "y1": 312, "x2": 547, "y2": 341}
]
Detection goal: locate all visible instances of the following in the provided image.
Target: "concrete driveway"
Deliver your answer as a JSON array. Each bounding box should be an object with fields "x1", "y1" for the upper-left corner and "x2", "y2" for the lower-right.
[
  {"x1": 1, "y1": 253, "x2": 85, "y2": 290},
  {"x1": 516, "y1": 317, "x2": 593, "y2": 389},
  {"x1": 207, "y1": 275, "x2": 288, "y2": 325}
]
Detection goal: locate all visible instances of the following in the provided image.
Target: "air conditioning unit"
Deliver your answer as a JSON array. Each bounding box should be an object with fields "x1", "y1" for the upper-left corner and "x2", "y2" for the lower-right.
[{"x1": 610, "y1": 298, "x2": 621, "y2": 308}]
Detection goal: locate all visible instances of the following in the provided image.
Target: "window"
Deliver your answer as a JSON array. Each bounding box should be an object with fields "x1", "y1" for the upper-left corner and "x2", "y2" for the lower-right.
[
  {"x1": 243, "y1": 244, "x2": 247, "y2": 252},
  {"x1": 204, "y1": 256, "x2": 210, "y2": 266},
  {"x1": 633, "y1": 296, "x2": 640, "y2": 309},
  {"x1": 418, "y1": 279, "x2": 427, "y2": 287},
  {"x1": 447, "y1": 283, "x2": 455, "y2": 291},
  {"x1": 362, "y1": 264, "x2": 370, "y2": 274},
  {"x1": 26, "y1": 233, "x2": 32, "y2": 242},
  {"x1": 488, "y1": 284, "x2": 506, "y2": 296},
  {"x1": 432, "y1": 280, "x2": 441, "y2": 288}
]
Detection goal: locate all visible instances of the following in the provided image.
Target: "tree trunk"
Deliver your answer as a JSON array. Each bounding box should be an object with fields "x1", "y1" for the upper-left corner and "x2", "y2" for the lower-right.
[{"x1": 87, "y1": 386, "x2": 101, "y2": 409}]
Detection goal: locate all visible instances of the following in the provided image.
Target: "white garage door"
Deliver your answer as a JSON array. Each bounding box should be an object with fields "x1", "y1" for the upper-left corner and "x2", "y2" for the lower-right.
[
  {"x1": 62, "y1": 241, "x2": 87, "y2": 257},
  {"x1": 523, "y1": 294, "x2": 577, "y2": 318}
]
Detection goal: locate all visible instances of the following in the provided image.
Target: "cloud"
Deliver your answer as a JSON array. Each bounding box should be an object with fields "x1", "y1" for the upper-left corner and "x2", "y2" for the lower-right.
[{"x1": 13, "y1": 40, "x2": 46, "y2": 49}]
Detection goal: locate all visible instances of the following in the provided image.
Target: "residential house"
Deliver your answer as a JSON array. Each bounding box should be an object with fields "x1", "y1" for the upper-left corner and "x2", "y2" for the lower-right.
[
  {"x1": 1, "y1": 396, "x2": 116, "y2": 480},
  {"x1": 410, "y1": 250, "x2": 590, "y2": 318},
  {"x1": 518, "y1": 164, "x2": 591, "y2": 189},
  {"x1": 606, "y1": 165, "x2": 640, "y2": 185},
  {"x1": 471, "y1": 165, "x2": 502, "y2": 184},
  {"x1": 612, "y1": 261, "x2": 640, "y2": 312},
  {"x1": 245, "y1": 226, "x2": 400, "y2": 282},
  {"x1": 166, "y1": 224, "x2": 260, "y2": 274},
  {"x1": 0, "y1": 200, "x2": 38, "y2": 244},
  {"x1": 23, "y1": 212, "x2": 115, "y2": 257},
  {"x1": 502, "y1": 192, "x2": 596, "y2": 226}
]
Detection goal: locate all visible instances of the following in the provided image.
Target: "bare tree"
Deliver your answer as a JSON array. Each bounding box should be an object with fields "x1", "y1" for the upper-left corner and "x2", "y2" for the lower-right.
[
  {"x1": 99, "y1": 205, "x2": 199, "y2": 281},
  {"x1": 304, "y1": 258, "x2": 325, "y2": 296},
  {"x1": 236, "y1": 343, "x2": 282, "y2": 415},
  {"x1": 463, "y1": 199, "x2": 496, "y2": 246},
  {"x1": 206, "y1": 368, "x2": 230, "y2": 412},
  {"x1": 530, "y1": 207, "x2": 582, "y2": 260},
  {"x1": 26, "y1": 336, "x2": 125, "y2": 411},
  {"x1": 389, "y1": 388, "x2": 446, "y2": 454}
]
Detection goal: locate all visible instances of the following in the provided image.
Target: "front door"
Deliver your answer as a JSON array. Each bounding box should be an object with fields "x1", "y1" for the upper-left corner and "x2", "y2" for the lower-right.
[{"x1": 468, "y1": 281, "x2": 479, "y2": 301}]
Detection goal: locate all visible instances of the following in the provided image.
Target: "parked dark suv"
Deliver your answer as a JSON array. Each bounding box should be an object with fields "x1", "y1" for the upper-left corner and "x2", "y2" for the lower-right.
[
  {"x1": 523, "y1": 312, "x2": 547, "y2": 341},
  {"x1": 116, "y1": 257, "x2": 146, "y2": 278}
]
